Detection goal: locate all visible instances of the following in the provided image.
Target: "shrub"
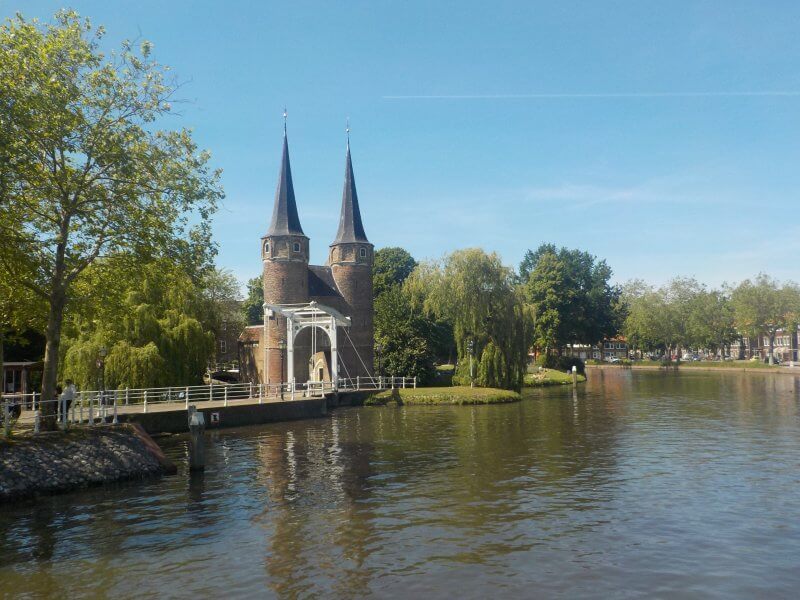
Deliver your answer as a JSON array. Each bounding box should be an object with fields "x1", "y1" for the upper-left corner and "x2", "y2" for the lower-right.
[{"x1": 538, "y1": 354, "x2": 586, "y2": 374}]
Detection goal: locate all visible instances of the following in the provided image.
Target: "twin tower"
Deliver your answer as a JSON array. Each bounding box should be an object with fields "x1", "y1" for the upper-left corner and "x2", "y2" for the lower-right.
[{"x1": 243, "y1": 129, "x2": 374, "y2": 386}]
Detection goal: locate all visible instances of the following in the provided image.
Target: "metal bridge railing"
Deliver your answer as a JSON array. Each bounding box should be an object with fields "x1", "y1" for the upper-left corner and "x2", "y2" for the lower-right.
[{"x1": 1, "y1": 375, "x2": 416, "y2": 436}]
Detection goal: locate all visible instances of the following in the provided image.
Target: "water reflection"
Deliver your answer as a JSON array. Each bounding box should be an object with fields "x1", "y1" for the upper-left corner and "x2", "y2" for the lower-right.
[{"x1": 2, "y1": 370, "x2": 800, "y2": 598}]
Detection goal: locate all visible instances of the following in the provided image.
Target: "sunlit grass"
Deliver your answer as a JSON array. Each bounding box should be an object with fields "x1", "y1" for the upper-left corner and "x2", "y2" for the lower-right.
[{"x1": 365, "y1": 386, "x2": 520, "y2": 406}]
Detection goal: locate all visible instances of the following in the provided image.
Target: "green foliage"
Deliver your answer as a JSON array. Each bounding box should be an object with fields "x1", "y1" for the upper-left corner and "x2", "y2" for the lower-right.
[
  {"x1": 374, "y1": 286, "x2": 436, "y2": 383},
  {"x1": 521, "y1": 244, "x2": 621, "y2": 352},
  {"x1": 105, "y1": 342, "x2": 165, "y2": 389},
  {"x1": 0, "y1": 10, "x2": 223, "y2": 418},
  {"x1": 539, "y1": 355, "x2": 585, "y2": 374},
  {"x1": 730, "y1": 274, "x2": 800, "y2": 362},
  {"x1": 243, "y1": 276, "x2": 264, "y2": 326},
  {"x1": 407, "y1": 248, "x2": 531, "y2": 391},
  {"x1": 58, "y1": 258, "x2": 217, "y2": 388},
  {"x1": 523, "y1": 368, "x2": 586, "y2": 386},
  {"x1": 365, "y1": 386, "x2": 521, "y2": 406},
  {"x1": 373, "y1": 247, "x2": 417, "y2": 297}
]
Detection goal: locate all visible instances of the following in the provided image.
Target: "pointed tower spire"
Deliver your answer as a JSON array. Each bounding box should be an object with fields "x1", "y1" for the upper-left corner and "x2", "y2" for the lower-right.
[
  {"x1": 333, "y1": 126, "x2": 368, "y2": 244},
  {"x1": 266, "y1": 121, "x2": 305, "y2": 237}
]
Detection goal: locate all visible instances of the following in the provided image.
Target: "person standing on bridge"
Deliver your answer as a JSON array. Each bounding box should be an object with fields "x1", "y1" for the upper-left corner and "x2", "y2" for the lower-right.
[{"x1": 59, "y1": 380, "x2": 76, "y2": 416}]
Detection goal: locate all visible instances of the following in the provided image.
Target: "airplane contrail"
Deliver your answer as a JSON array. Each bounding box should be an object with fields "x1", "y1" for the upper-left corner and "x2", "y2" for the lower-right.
[{"x1": 383, "y1": 91, "x2": 800, "y2": 99}]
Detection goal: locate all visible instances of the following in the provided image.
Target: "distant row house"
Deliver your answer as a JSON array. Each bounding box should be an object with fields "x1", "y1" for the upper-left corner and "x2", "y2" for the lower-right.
[
  {"x1": 566, "y1": 337, "x2": 629, "y2": 361},
  {"x1": 730, "y1": 326, "x2": 799, "y2": 362}
]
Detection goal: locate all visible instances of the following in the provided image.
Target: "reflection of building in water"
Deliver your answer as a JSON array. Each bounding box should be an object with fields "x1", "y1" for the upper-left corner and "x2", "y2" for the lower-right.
[{"x1": 254, "y1": 416, "x2": 377, "y2": 597}]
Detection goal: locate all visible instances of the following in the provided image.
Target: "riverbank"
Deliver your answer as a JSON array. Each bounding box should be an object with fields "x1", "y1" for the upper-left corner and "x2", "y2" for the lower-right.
[
  {"x1": 0, "y1": 424, "x2": 175, "y2": 503},
  {"x1": 524, "y1": 368, "x2": 586, "y2": 387},
  {"x1": 587, "y1": 363, "x2": 800, "y2": 375},
  {"x1": 365, "y1": 386, "x2": 521, "y2": 405}
]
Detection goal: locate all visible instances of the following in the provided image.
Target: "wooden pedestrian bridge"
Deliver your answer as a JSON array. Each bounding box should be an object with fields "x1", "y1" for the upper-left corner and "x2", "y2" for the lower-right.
[{"x1": 4, "y1": 376, "x2": 416, "y2": 435}]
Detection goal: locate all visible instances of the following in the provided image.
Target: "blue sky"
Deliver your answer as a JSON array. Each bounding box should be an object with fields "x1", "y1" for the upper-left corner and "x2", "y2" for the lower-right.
[{"x1": 12, "y1": 0, "x2": 800, "y2": 288}]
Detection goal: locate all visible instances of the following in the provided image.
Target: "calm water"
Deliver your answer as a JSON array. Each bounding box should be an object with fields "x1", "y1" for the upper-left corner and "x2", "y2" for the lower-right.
[{"x1": 2, "y1": 370, "x2": 800, "y2": 599}]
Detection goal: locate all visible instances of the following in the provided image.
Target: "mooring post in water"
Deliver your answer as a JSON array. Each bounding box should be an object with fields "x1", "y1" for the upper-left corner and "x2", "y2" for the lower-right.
[
  {"x1": 188, "y1": 405, "x2": 206, "y2": 471},
  {"x1": 572, "y1": 365, "x2": 578, "y2": 386}
]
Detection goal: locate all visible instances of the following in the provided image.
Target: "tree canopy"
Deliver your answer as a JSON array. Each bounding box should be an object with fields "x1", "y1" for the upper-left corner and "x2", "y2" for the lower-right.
[
  {"x1": 521, "y1": 244, "x2": 621, "y2": 352},
  {"x1": 0, "y1": 11, "x2": 223, "y2": 423},
  {"x1": 407, "y1": 248, "x2": 531, "y2": 390}
]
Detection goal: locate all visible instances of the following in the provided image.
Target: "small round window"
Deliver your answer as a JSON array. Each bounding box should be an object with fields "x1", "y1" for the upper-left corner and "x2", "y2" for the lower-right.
[
  {"x1": 359, "y1": 247, "x2": 367, "y2": 258},
  {"x1": 293, "y1": 242, "x2": 301, "y2": 252}
]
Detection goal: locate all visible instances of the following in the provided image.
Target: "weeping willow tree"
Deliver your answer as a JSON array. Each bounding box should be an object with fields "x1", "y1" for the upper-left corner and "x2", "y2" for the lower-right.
[
  {"x1": 406, "y1": 248, "x2": 533, "y2": 391},
  {"x1": 59, "y1": 258, "x2": 218, "y2": 389}
]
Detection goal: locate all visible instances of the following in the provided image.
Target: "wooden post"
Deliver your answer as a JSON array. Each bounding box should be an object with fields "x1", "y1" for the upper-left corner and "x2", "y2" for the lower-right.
[
  {"x1": 125, "y1": 387, "x2": 129, "y2": 405},
  {"x1": 224, "y1": 386, "x2": 228, "y2": 407},
  {"x1": 143, "y1": 390, "x2": 148, "y2": 413},
  {"x1": 185, "y1": 386, "x2": 189, "y2": 409}
]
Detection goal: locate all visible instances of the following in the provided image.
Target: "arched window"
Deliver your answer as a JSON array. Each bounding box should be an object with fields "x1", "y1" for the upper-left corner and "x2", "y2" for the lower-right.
[
  {"x1": 360, "y1": 247, "x2": 367, "y2": 258},
  {"x1": 263, "y1": 241, "x2": 270, "y2": 255},
  {"x1": 293, "y1": 242, "x2": 301, "y2": 253}
]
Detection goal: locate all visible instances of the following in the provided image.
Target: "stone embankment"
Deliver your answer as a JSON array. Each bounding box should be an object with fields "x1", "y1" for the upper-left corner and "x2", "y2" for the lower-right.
[{"x1": 0, "y1": 424, "x2": 176, "y2": 503}]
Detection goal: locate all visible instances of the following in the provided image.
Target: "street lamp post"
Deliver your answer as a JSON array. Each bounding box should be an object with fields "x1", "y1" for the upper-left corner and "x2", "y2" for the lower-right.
[
  {"x1": 278, "y1": 340, "x2": 286, "y2": 400},
  {"x1": 97, "y1": 346, "x2": 108, "y2": 394}
]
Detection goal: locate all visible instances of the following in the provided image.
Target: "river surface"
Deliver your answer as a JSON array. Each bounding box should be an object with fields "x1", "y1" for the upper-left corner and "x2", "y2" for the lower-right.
[{"x1": 2, "y1": 369, "x2": 800, "y2": 598}]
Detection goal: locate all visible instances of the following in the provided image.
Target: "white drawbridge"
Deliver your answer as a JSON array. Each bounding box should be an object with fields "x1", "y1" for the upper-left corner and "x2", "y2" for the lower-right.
[{"x1": 263, "y1": 300, "x2": 351, "y2": 386}]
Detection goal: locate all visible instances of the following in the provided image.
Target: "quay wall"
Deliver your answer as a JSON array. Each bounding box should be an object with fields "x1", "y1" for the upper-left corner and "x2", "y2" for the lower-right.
[
  {"x1": 118, "y1": 397, "x2": 329, "y2": 434},
  {"x1": 586, "y1": 364, "x2": 800, "y2": 376},
  {"x1": 0, "y1": 424, "x2": 175, "y2": 503}
]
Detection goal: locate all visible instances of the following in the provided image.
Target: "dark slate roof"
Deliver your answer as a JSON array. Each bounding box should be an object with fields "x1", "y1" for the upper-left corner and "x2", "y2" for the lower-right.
[
  {"x1": 308, "y1": 265, "x2": 343, "y2": 297},
  {"x1": 332, "y1": 143, "x2": 369, "y2": 244},
  {"x1": 266, "y1": 134, "x2": 305, "y2": 237}
]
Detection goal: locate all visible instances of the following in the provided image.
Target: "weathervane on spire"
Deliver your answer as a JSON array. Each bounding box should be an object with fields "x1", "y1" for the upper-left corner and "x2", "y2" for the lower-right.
[
  {"x1": 346, "y1": 117, "x2": 350, "y2": 145},
  {"x1": 283, "y1": 107, "x2": 288, "y2": 134}
]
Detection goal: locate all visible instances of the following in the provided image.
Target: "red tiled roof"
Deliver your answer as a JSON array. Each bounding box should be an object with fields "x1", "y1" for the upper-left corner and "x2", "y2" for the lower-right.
[{"x1": 238, "y1": 326, "x2": 262, "y2": 343}]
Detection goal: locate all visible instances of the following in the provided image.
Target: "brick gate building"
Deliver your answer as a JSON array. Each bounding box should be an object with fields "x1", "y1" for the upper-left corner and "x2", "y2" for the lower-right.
[{"x1": 239, "y1": 128, "x2": 374, "y2": 386}]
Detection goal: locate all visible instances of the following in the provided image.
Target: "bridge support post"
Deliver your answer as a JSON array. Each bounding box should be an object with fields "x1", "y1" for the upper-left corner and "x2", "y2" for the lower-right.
[
  {"x1": 224, "y1": 386, "x2": 228, "y2": 407},
  {"x1": 143, "y1": 390, "x2": 148, "y2": 414},
  {"x1": 185, "y1": 387, "x2": 189, "y2": 409}
]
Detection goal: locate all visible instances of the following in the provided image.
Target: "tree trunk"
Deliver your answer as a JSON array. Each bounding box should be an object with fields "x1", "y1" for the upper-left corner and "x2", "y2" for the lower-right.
[
  {"x1": 768, "y1": 335, "x2": 775, "y2": 365},
  {"x1": 40, "y1": 290, "x2": 66, "y2": 430}
]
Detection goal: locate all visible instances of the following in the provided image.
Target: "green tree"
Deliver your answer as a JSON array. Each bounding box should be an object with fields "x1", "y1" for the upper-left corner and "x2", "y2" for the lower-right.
[
  {"x1": 731, "y1": 274, "x2": 799, "y2": 364},
  {"x1": 0, "y1": 12, "x2": 222, "y2": 425},
  {"x1": 373, "y1": 247, "x2": 417, "y2": 297},
  {"x1": 242, "y1": 276, "x2": 264, "y2": 326},
  {"x1": 522, "y1": 244, "x2": 621, "y2": 353},
  {"x1": 407, "y1": 248, "x2": 531, "y2": 391},
  {"x1": 60, "y1": 259, "x2": 215, "y2": 388},
  {"x1": 373, "y1": 286, "x2": 436, "y2": 382}
]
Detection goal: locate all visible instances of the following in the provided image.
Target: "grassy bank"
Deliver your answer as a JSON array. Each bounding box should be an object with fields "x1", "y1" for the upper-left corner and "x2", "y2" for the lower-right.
[
  {"x1": 524, "y1": 368, "x2": 586, "y2": 387},
  {"x1": 364, "y1": 386, "x2": 521, "y2": 406}
]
